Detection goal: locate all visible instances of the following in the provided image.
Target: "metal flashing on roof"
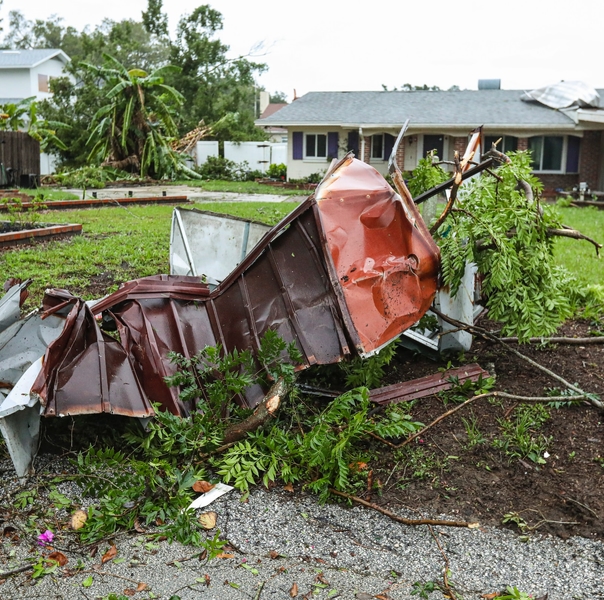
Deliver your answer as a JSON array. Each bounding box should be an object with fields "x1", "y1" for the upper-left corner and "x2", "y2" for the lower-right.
[{"x1": 522, "y1": 81, "x2": 600, "y2": 110}]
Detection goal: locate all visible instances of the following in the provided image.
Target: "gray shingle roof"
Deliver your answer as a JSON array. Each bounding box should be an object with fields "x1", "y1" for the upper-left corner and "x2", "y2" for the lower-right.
[
  {"x1": 257, "y1": 90, "x2": 604, "y2": 129},
  {"x1": 0, "y1": 49, "x2": 70, "y2": 68}
]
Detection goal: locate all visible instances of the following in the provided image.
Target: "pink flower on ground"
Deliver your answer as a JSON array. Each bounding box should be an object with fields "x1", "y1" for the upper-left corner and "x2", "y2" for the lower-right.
[{"x1": 37, "y1": 530, "x2": 54, "y2": 546}]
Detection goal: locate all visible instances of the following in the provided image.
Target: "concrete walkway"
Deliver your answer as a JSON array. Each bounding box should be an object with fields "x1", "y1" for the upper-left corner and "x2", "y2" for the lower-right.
[{"x1": 61, "y1": 185, "x2": 298, "y2": 204}]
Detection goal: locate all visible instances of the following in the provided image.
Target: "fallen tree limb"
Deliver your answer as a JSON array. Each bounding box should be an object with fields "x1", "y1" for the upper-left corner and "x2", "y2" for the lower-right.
[
  {"x1": 428, "y1": 524, "x2": 459, "y2": 600},
  {"x1": 499, "y1": 336, "x2": 604, "y2": 345},
  {"x1": 222, "y1": 378, "x2": 287, "y2": 444},
  {"x1": 430, "y1": 152, "x2": 462, "y2": 234},
  {"x1": 370, "y1": 390, "x2": 593, "y2": 451},
  {"x1": 431, "y1": 307, "x2": 604, "y2": 411},
  {"x1": 329, "y1": 489, "x2": 475, "y2": 528},
  {"x1": 393, "y1": 391, "x2": 593, "y2": 450},
  {"x1": 548, "y1": 227, "x2": 602, "y2": 256},
  {"x1": 0, "y1": 563, "x2": 35, "y2": 578}
]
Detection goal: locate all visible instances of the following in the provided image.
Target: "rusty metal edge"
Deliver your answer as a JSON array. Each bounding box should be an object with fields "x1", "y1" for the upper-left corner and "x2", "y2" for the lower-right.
[{"x1": 369, "y1": 364, "x2": 489, "y2": 405}]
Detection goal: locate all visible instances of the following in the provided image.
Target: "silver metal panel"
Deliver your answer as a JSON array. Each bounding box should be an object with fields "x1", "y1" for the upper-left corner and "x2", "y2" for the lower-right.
[{"x1": 170, "y1": 208, "x2": 271, "y2": 284}]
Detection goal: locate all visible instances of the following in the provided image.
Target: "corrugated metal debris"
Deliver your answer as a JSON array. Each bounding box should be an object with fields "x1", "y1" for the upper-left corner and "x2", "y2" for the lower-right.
[{"x1": 0, "y1": 125, "x2": 497, "y2": 476}]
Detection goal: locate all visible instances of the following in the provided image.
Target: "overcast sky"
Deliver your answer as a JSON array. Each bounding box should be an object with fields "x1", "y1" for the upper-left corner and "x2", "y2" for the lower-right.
[{"x1": 2, "y1": 0, "x2": 603, "y2": 101}]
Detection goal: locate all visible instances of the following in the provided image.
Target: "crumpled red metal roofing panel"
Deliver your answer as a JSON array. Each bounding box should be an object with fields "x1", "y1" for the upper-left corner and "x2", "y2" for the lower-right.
[
  {"x1": 315, "y1": 157, "x2": 440, "y2": 355},
  {"x1": 31, "y1": 158, "x2": 440, "y2": 418}
]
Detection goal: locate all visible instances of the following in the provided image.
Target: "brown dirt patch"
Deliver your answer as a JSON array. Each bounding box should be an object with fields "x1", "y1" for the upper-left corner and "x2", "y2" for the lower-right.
[{"x1": 371, "y1": 319, "x2": 604, "y2": 541}]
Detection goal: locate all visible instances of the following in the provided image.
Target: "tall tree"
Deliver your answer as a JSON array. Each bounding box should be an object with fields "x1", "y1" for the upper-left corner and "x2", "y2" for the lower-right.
[
  {"x1": 168, "y1": 5, "x2": 267, "y2": 140},
  {"x1": 142, "y1": 0, "x2": 169, "y2": 39}
]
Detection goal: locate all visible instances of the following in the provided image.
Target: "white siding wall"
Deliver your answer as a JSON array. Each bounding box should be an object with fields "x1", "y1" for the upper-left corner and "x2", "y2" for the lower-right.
[
  {"x1": 0, "y1": 69, "x2": 32, "y2": 98},
  {"x1": 30, "y1": 58, "x2": 69, "y2": 100}
]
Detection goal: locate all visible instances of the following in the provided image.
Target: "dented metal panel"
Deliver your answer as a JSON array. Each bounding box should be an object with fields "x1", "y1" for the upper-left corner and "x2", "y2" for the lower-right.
[
  {"x1": 31, "y1": 290, "x2": 154, "y2": 418},
  {"x1": 316, "y1": 156, "x2": 440, "y2": 355},
  {"x1": 369, "y1": 363, "x2": 489, "y2": 405}
]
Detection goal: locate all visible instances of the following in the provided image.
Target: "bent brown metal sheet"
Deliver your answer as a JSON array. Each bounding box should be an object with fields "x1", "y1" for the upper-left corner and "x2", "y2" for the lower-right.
[
  {"x1": 35, "y1": 157, "x2": 441, "y2": 417},
  {"x1": 31, "y1": 290, "x2": 154, "y2": 418}
]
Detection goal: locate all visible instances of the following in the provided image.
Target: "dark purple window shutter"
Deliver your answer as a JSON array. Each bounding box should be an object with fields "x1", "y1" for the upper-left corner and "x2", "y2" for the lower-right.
[
  {"x1": 347, "y1": 131, "x2": 359, "y2": 155},
  {"x1": 292, "y1": 132, "x2": 303, "y2": 160},
  {"x1": 566, "y1": 135, "x2": 580, "y2": 173},
  {"x1": 384, "y1": 134, "x2": 395, "y2": 161},
  {"x1": 328, "y1": 132, "x2": 339, "y2": 159}
]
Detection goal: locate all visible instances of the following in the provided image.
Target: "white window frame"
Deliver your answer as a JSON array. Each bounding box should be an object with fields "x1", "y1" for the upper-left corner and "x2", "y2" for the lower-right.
[
  {"x1": 528, "y1": 135, "x2": 568, "y2": 173},
  {"x1": 304, "y1": 133, "x2": 327, "y2": 160}
]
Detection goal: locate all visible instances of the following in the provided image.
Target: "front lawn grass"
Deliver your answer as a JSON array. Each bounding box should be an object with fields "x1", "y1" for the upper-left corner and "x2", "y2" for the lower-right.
[
  {"x1": 1, "y1": 201, "x2": 601, "y2": 311},
  {"x1": 0, "y1": 202, "x2": 299, "y2": 309},
  {"x1": 553, "y1": 205, "x2": 604, "y2": 287}
]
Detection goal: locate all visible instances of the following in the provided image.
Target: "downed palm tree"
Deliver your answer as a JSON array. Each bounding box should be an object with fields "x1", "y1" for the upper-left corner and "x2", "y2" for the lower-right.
[{"x1": 84, "y1": 53, "x2": 200, "y2": 180}]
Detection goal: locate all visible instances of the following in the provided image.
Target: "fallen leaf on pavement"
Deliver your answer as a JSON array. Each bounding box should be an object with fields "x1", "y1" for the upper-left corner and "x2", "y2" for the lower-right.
[
  {"x1": 289, "y1": 582, "x2": 298, "y2": 597},
  {"x1": 48, "y1": 551, "x2": 68, "y2": 566},
  {"x1": 133, "y1": 518, "x2": 145, "y2": 533},
  {"x1": 101, "y1": 544, "x2": 117, "y2": 564},
  {"x1": 198, "y1": 511, "x2": 217, "y2": 529},
  {"x1": 136, "y1": 582, "x2": 148, "y2": 592},
  {"x1": 123, "y1": 588, "x2": 135, "y2": 597},
  {"x1": 283, "y1": 483, "x2": 294, "y2": 492},
  {"x1": 193, "y1": 480, "x2": 215, "y2": 493},
  {"x1": 480, "y1": 594, "x2": 498, "y2": 599},
  {"x1": 215, "y1": 552, "x2": 234, "y2": 559}
]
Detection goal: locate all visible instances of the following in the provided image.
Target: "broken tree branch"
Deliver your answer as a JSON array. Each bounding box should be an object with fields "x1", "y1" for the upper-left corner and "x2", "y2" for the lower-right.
[
  {"x1": 498, "y1": 336, "x2": 604, "y2": 345},
  {"x1": 222, "y1": 378, "x2": 287, "y2": 444},
  {"x1": 430, "y1": 152, "x2": 462, "y2": 234},
  {"x1": 0, "y1": 563, "x2": 35, "y2": 578},
  {"x1": 547, "y1": 227, "x2": 602, "y2": 256},
  {"x1": 428, "y1": 525, "x2": 459, "y2": 600},
  {"x1": 329, "y1": 489, "x2": 476, "y2": 528},
  {"x1": 431, "y1": 307, "x2": 604, "y2": 411}
]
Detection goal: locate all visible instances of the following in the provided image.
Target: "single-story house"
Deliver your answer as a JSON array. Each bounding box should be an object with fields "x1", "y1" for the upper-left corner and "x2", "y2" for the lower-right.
[{"x1": 255, "y1": 82, "x2": 604, "y2": 193}]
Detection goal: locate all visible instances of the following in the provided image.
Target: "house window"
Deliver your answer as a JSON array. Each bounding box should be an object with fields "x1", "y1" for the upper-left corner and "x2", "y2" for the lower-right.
[
  {"x1": 528, "y1": 136, "x2": 564, "y2": 171},
  {"x1": 484, "y1": 135, "x2": 518, "y2": 154},
  {"x1": 38, "y1": 74, "x2": 49, "y2": 93},
  {"x1": 305, "y1": 134, "x2": 327, "y2": 158},
  {"x1": 371, "y1": 134, "x2": 384, "y2": 160},
  {"x1": 423, "y1": 134, "x2": 444, "y2": 160}
]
